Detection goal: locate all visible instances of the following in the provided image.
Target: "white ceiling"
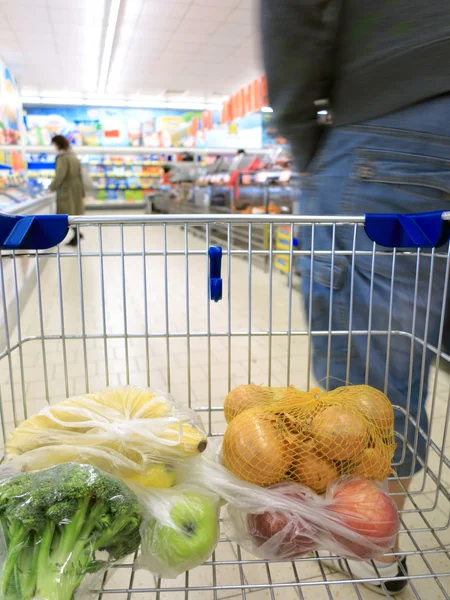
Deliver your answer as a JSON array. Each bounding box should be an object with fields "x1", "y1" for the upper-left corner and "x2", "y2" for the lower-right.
[{"x1": 0, "y1": 0, "x2": 262, "y2": 104}]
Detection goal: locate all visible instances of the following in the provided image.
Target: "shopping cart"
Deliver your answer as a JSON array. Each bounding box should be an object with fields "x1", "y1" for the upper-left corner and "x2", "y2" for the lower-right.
[{"x1": 0, "y1": 211, "x2": 449, "y2": 599}]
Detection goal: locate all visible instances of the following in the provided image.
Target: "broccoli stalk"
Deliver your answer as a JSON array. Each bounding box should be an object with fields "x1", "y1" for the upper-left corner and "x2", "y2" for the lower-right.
[{"x1": 0, "y1": 463, "x2": 142, "y2": 600}]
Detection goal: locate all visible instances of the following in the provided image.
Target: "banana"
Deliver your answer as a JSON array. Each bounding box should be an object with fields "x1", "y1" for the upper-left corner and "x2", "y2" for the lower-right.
[
  {"x1": 6, "y1": 387, "x2": 206, "y2": 466},
  {"x1": 157, "y1": 423, "x2": 208, "y2": 458},
  {"x1": 124, "y1": 463, "x2": 176, "y2": 488}
]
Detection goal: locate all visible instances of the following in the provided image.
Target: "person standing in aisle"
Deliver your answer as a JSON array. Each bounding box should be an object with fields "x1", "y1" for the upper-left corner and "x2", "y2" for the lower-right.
[
  {"x1": 50, "y1": 135, "x2": 85, "y2": 246},
  {"x1": 261, "y1": 0, "x2": 450, "y2": 594}
]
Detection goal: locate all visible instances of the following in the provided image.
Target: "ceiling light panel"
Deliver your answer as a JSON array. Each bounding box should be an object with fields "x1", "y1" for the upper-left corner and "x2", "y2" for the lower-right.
[
  {"x1": 1, "y1": 0, "x2": 260, "y2": 104},
  {"x1": 122, "y1": 0, "x2": 143, "y2": 17},
  {"x1": 176, "y1": 19, "x2": 220, "y2": 34},
  {"x1": 141, "y1": 2, "x2": 190, "y2": 18},
  {"x1": 183, "y1": 4, "x2": 234, "y2": 20},
  {"x1": 193, "y1": 0, "x2": 240, "y2": 6},
  {"x1": 98, "y1": 0, "x2": 122, "y2": 94}
]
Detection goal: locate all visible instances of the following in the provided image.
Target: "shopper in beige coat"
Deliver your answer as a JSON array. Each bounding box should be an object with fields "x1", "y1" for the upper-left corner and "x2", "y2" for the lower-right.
[{"x1": 50, "y1": 135, "x2": 85, "y2": 246}]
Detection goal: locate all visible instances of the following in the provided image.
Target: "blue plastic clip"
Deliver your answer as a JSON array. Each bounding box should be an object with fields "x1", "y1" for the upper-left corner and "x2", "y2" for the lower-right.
[
  {"x1": 209, "y1": 246, "x2": 223, "y2": 302},
  {"x1": 365, "y1": 210, "x2": 450, "y2": 248},
  {"x1": 0, "y1": 213, "x2": 69, "y2": 250}
]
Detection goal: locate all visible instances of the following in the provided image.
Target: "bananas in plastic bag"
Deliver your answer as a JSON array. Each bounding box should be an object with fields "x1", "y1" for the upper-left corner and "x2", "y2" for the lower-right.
[{"x1": 6, "y1": 387, "x2": 208, "y2": 480}]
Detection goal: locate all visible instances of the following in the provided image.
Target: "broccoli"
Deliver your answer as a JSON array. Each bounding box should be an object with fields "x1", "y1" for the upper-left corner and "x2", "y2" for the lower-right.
[{"x1": 0, "y1": 463, "x2": 142, "y2": 600}]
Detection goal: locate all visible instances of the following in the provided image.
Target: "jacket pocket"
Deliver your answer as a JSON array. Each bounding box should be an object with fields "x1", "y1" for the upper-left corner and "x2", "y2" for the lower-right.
[
  {"x1": 340, "y1": 148, "x2": 450, "y2": 277},
  {"x1": 342, "y1": 148, "x2": 450, "y2": 214}
]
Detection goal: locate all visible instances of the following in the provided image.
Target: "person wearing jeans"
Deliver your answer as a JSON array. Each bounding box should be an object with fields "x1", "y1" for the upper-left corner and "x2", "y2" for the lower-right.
[{"x1": 261, "y1": 0, "x2": 450, "y2": 594}]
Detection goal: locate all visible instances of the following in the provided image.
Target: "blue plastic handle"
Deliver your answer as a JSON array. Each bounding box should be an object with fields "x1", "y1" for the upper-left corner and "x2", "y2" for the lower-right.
[
  {"x1": 209, "y1": 246, "x2": 223, "y2": 302},
  {"x1": 0, "y1": 213, "x2": 69, "y2": 250},
  {"x1": 365, "y1": 210, "x2": 450, "y2": 248}
]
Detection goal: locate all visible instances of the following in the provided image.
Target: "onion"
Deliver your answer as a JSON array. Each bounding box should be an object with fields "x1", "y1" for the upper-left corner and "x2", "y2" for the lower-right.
[
  {"x1": 223, "y1": 410, "x2": 292, "y2": 486},
  {"x1": 352, "y1": 446, "x2": 392, "y2": 480},
  {"x1": 291, "y1": 445, "x2": 339, "y2": 494},
  {"x1": 224, "y1": 385, "x2": 276, "y2": 423},
  {"x1": 311, "y1": 405, "x2": 368, "y2": 461},
  {"x1": 345, "y1": 385, "x2": 394, "y2": 435}
]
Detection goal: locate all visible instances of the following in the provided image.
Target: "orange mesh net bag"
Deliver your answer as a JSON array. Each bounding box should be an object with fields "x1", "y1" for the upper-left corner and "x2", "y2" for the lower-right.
[{"x1": 222, "y1": 384, "x2": 396, "y2": 492}]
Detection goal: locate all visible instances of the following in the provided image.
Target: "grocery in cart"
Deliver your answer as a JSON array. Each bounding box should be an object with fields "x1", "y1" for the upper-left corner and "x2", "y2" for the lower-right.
[{"x1": 0, "y1": 210, "x2": 449, "y2": 599}]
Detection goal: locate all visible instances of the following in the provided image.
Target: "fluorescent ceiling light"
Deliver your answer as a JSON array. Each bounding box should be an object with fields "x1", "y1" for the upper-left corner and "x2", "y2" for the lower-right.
[
  {"x1": 97, "y1": 0, "x2": 122, "y2": 95},
  {"x1": 20, "y1": 96, "x2": 223, "y2": 111},
  {"x1": 261, "y1": 106, "x2": 273, "y2": 113}
]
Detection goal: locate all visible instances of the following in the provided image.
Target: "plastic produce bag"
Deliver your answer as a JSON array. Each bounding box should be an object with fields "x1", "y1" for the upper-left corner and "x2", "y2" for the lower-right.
[
  {"x1": 134, "y1": 483, "x2": 221, "y2": 578},
  {"x1": 0, "y1": 462, "x2": 141, "y2": 600},
  {"x1": 6, "y1": 387, "x2": 208, "y2": 481},
  {"x1": 184, "y1": 448, "x2": 399, "y2": 562},
  {"x1": 222, "y1": 384, "x2": 396, "y2": 490}
]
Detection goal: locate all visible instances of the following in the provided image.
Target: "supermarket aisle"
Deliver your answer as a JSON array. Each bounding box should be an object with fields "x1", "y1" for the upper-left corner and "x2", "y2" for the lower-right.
[{"x1": 1, "y1": 218, "x2": 450, "y2": 600}]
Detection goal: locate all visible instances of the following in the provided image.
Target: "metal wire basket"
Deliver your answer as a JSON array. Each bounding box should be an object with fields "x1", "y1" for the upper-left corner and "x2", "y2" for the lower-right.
[{"x1": 0, "y1": 212, "x2": 449, "y2": 599}]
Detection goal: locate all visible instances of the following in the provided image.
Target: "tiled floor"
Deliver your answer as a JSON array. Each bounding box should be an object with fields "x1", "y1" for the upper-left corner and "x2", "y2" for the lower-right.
[{"x1": 0, "y1": 217, "x2": 449, "y2": 599}]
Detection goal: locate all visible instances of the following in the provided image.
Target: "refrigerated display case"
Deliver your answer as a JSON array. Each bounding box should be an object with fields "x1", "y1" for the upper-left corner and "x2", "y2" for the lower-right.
[
  {"x1": 0, "y1": 171, "x2": 56, "y2": 351},
  {"x1": 0, "y1": 170, "x2": 55, "y2": 215}
]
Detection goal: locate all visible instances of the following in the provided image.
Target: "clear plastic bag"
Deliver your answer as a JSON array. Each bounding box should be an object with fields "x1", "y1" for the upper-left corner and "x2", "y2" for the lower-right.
[
  {"x1": 0, "y1": 462, "x2": 141, "y2": 600},
  {"x1": 184, "y1": 447, "x2": 399, "y2": 562},
  {"x1": 134, "y1": 483, "x2": 221, "y2": 578},
  {"x1": 6, "y1": 387, "x2": 208, "y2": 481}
]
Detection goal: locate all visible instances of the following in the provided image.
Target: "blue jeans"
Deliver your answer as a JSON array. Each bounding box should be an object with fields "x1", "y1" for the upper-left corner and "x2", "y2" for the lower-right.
[{"x1": 298, "y1": 94, "x2": 450, "y2": 478}]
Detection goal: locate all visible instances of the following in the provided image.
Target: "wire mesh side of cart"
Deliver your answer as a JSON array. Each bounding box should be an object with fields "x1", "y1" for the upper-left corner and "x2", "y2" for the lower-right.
[{"x1": 0, "y1": 214, "x2": 449, "y2": 600}]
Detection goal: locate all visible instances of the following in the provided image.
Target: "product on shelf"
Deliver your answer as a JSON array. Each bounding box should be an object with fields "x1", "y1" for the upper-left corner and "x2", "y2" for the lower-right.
[{"x1": 26, "y1": 152, "x2": 167, "y2": 207}]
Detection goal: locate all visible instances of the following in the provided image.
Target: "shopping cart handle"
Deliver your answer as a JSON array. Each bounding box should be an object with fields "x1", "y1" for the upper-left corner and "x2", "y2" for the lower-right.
[
  {"x1": 209, "y1": 245, "x2": 223, "y2": 302},
  {"x1": 0, "y1": 213, "x2": 69, "y2": 250},
  {"x1": 364, "y1": 210, "x2": 450, "y2": 248}
]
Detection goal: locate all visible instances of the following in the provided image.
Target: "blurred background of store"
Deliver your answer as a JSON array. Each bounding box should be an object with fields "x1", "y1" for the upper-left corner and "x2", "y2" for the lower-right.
[{"x1": 0, "y1": 0, "x2": 316, "y2": 328}]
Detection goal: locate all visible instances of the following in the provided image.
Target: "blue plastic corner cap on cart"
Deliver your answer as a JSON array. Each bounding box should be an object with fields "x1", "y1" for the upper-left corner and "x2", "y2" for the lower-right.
[
  {"x1": 209, "y1": 245, "x2": 223, "y2": 302},
  {"x1": 0, "y1": 213, "x2": 69, "y2": 250},
  {"x1": 365, "y1": 210, "x2": 450, "y2": 248}
]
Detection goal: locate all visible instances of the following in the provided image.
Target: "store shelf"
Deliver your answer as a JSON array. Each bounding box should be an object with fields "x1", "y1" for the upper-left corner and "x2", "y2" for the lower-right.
[
  {"x1": 90, "y1": 174, "x2": 160, "y2": 179},
  {"x1": 6, "y1": 145, "x2": 267, "y2": 156},
  {"x1": 85, "y1": 201, "x2": 147, "y2": 210}
]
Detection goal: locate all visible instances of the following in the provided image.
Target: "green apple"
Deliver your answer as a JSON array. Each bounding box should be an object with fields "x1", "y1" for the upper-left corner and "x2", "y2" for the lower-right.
[{"x1": 146, "y1": 491, "x2": 219, "y2": 572}]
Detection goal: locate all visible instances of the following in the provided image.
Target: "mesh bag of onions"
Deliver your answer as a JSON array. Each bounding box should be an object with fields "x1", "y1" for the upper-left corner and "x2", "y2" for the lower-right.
[{"x1": 222, "y1": 384, "x2": 396, "y2": 492}]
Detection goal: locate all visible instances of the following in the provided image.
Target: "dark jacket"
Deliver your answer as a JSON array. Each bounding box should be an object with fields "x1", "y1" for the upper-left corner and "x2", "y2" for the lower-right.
[
  {"x1": 261, "y1": 0, "x2": 450, "y2": 171},
  {"x1": 50, "y1": 150, "x2": 85, "y2": 215}
]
